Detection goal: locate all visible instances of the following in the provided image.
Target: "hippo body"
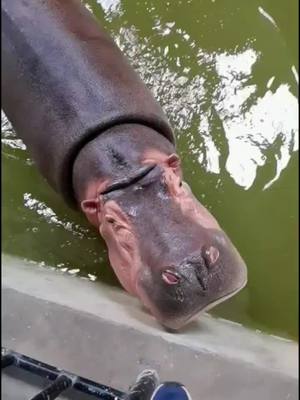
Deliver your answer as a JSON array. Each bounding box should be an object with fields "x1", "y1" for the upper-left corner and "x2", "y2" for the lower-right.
[
  {"x1": 2, "y1": 0, "x2": 173, "y2": 205},
  {"x1": 2, "y1": 0, "x2": 247, "y2": 329}
]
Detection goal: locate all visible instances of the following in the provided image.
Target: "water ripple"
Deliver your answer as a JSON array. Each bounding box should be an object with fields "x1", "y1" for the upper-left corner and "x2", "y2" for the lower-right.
[{"x1": 23, "y1": 193, "x2": 89, "y2": 238}]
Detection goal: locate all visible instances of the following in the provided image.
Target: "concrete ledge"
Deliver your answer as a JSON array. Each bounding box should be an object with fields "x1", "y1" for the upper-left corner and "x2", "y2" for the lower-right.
[{"x1": 2, "y1": 255, "x2": 298, "y2": 399}]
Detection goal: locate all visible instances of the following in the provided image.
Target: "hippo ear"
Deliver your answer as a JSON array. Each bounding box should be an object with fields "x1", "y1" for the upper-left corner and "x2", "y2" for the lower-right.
[
  {"x1": 81, "y1": 198, "x2": 102, "y2": 226},
  {"x1": 81, "y1": 198, "x2": 100, "y2": 214},
  {"x1": 166, "y1": 153, "x2": 181, "y2": 176}
]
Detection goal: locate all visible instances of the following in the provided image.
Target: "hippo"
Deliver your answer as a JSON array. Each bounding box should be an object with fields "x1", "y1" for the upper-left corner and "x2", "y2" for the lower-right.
[{"x1": 1, "y1": 0, "x2": 247, "y2": 330}]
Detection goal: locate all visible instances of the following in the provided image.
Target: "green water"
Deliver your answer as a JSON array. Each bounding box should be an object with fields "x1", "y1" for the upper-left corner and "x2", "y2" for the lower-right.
[{"x1": 2, "y1": 0, "x2": 298, "y2": 340}]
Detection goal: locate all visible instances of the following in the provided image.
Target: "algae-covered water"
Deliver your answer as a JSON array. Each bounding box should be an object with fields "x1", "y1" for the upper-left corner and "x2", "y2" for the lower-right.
[{"x1": 2, "y1": 0, "x2": 298, "y2": 340}]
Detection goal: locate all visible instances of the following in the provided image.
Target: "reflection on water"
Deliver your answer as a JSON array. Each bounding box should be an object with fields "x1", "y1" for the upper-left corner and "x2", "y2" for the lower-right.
[
  {"x1": 23, "y1": 193, "x2": 88, "y2": 239},
  {"x1": 96, "y1": 0, "x2": 121, "y2": 15},
  {"x1": 2, "y1": 0, "x2": 298, "y2": 339},
  {"x1": 214, "y1": 50, "x2": 298, "y2": 190},
  {"x1": 110, "y1": 20, "x2": 298, "y2": 192},
  {"x1": 258, "y1": 6, "x2": 278, "y2": 30}
]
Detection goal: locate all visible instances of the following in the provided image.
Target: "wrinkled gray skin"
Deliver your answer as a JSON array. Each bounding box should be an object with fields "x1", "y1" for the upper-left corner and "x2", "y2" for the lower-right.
[{"x1": 73, "y1": 124, "x2": 247, "y2": 330}]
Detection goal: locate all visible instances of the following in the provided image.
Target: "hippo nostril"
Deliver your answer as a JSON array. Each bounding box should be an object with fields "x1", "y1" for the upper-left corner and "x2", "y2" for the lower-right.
[
  {"x1": 162, "y1": 270, "x2": 180, "y2": 285},
  {"x1": 202, "y1": 245, "x2": 219, "y2": 267}
]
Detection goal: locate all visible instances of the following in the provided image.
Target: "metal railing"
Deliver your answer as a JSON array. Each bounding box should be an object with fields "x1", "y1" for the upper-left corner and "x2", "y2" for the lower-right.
[{"x1": 2, "y1": 347, "x2": 125, "y2": 399}]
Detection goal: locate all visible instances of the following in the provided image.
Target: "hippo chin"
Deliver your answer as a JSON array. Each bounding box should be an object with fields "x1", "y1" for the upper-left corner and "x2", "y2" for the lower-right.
[{"x1": 2, "y1": 0, "x2": 247, "y2": 330}]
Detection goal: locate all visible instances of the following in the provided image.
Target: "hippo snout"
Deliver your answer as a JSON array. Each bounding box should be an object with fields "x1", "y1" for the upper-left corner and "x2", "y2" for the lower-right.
[
  {"x1": 162, "y1": 245, "x2": 222, "y2": 292},
  {"x1": 136, "y1": 231, "x2": 247, "y2": 330}
]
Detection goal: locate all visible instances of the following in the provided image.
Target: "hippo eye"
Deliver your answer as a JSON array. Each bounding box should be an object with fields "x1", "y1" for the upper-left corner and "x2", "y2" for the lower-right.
[
  {"x1": 162, "y1": 270, "x2": 181, "y2": 285},
  {"x1": 179, "y1": 181, "x2": 182, "y2": 187},
  {"x1": 106, "y1": 217, "x2": 116, "y2": 224}
]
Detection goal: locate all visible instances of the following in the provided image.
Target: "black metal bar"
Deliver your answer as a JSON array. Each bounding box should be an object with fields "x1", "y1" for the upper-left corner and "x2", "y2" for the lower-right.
[
  {"x1": 2, "y1": 347, "x2": 125, "y2": 399},
  {"x1": 30, "y1": 374, "x2": 73, "y2": 400},
  {"x1": 74, "y1": 378, "x2": 125, "y2": 400},
  {"x1": 1, "y1": 353, "x2": 15, "y2": 368},
  {"x1": 14, "y1": 353, "x2": 62, "y2": 381}
]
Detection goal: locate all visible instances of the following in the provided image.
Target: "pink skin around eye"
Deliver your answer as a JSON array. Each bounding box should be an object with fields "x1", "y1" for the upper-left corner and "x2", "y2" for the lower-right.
[{"x1": 162, "y1": 270, "x2": 180, "y2": 285}]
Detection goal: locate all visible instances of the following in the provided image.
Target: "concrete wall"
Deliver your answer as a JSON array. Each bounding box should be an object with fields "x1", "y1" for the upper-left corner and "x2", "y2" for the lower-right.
[{"x1": 2, "y1": 255, "x2": 298, "y2": 399}]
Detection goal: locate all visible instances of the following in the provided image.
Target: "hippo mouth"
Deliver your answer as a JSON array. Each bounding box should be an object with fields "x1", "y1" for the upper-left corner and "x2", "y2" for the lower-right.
[{"x1": 179, "y1": 276, "x2": 248, "y2": 328}]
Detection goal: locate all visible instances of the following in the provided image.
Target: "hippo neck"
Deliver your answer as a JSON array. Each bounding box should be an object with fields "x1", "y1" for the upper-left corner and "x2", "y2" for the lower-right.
[{"x1": 72, "y1": 123, "x2": 176, "y2": 211}]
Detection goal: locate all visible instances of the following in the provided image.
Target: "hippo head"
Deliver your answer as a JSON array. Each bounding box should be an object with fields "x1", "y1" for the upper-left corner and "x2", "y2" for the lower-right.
[{"x1": 81, "y1": 152, "x2": 247, "y2": 330}]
